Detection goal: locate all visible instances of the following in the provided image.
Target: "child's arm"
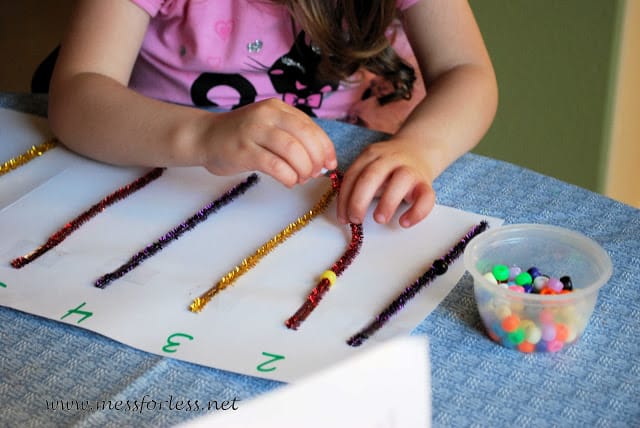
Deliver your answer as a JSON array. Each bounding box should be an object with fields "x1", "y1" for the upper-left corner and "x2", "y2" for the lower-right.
[
  {"x1": 337, "y1": 0, "x2": 498, "y2": 227},
  {"x1": 48, "y1": 0, "x2": 336, "y2": 188}
]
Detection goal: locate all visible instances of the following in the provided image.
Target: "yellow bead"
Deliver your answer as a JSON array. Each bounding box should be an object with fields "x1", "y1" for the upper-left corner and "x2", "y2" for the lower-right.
[
  {"x1": 494, "y1": 303, "x2": 512, "y2": 320},
  {"x1": 320, "y1": 270, "x2": 337, "y2": 286}
]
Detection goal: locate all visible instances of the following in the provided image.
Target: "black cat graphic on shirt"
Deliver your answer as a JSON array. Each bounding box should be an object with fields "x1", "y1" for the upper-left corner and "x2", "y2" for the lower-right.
[{"x1": 190, "y1": 31, "x2": 339, "y2": 117}]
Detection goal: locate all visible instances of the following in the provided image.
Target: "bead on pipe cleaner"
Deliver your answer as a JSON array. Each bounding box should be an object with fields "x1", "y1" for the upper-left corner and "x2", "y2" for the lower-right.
[
  {"x1": 284, "y1": 172, "x2": 364, "y2": 330},
  {"x1": 95, "y1": 173, "x2": 259, "y2": 288},
  {"x1": 319, "y1": 270, "x2": 338, "y2": 286},
  {"x1": 0, "y1": 138, "x2": 58, "y2": 176},
  {"x1": 11, "y1": 167, "x2": 165, "y2": 269},
  {"x1": 189, "y1": 172, "x2": 341, "y2": 313},
  {"x1": 346, "y1": 221, "x2": 490, "y2": 347},
  {"x1": 285, "y1": 221, "x2": 363, "y2": 330}
]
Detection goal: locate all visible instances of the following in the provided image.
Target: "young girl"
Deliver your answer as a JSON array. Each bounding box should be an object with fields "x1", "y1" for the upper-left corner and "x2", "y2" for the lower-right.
[{"x1": 48, "y1": 0, "x2": 497, "y2": 228}]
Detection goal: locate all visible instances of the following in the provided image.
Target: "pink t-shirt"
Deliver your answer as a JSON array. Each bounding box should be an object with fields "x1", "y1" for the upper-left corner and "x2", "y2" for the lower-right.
[{"x1": 129, "y1": 0, "x2": 420, "y2": 123}]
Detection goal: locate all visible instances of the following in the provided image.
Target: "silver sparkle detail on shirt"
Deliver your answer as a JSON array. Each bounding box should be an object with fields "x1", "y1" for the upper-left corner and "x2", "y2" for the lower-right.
[{"x1": 247, "y1": 40, "x2": 263, "y2": 53}]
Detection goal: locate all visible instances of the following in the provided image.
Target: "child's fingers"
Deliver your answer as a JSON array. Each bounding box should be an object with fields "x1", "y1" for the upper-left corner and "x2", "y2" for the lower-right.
[
  {"x1": 343, "y1": 162, "x2": 390, "y2": 225},
  {"x1": 276, "y1": 104, "x2": 337, "y2": 173},
  {"x1": 257, "y1": 127, "x2": 314, "y2": 183},
  {"x1": 252, "y1": 145, "x2": 299, "y2": 188},
  {"x1": 336, "y1": 147, "x2": 381, "y2": 224},
  {"x1": 372, "y1": 168, "x2": 416, "y2": 224},
  {"x1": 337, "y1": 141, "x2": 436, "y2": 227},
  {"x1": 240, "y1": 99, "x2": 337, "y2": 176},
  {"x1": 336, "y1": 163, "x2": 360, "y2": 224},
  {"x1": 398, "y1": 183, "x2": 436, "y2": 228}
]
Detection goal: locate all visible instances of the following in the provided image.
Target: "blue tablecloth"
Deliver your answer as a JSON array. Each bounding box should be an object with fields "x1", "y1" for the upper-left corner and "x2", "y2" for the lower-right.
[{"x1": 1, "y1": 92, "x2": 639, "y2": 428}]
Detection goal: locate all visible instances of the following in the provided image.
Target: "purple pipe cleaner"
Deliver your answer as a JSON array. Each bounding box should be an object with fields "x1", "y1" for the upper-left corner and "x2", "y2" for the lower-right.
[
  {"x1": 95, "y1": 173, "x2": 259, "y2": 289},
  {"x1": 347, "y1": 221, "x2": 489, "y2": 347}
]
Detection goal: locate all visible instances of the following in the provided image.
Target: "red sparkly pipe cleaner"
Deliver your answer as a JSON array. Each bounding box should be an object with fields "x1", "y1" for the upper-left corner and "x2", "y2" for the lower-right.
[
  {"x1": 10, "y1": 168, "x2": 165, "y2": 269},
  {"x1": 284, "y1": 173, "x2": 364, "y2": 330},
  {"x1": 346, "y1": 220, "x2": 490, "y2": 347}
]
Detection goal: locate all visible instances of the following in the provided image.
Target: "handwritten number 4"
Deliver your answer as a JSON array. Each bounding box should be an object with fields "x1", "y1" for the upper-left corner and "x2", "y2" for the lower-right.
[{"x1": 60, "y1": 302, "x2": 93, "y2": 324}]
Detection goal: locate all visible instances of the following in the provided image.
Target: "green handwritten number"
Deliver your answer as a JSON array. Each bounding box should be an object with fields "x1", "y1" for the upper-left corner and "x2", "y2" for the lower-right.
[
  {"x1": 162, "y1": 333, "x2": 194, "y2": 353},
  {"x1": 0, "y1": 281, "x2": 6, "y2": 288},
  {"x1": 257, "y1": 352, "x2": 285, "y2": 372},
  {"x1": 60, "y1": 302, "x2": 93, "y2": 324}
]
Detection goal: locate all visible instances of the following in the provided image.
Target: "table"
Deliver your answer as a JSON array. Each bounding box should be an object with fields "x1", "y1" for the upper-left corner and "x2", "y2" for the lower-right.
[{"x1": 1, "y1": 92, "x2": 639, "y2": 427}]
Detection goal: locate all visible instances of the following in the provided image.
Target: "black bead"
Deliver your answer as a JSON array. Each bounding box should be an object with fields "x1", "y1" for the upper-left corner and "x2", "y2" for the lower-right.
[
  {"x1": 560, "y1": 275, "x2": 573, "y2": 291},
  {"x1": 432, "y1": 259, "x2": 448, "y2": 276}
]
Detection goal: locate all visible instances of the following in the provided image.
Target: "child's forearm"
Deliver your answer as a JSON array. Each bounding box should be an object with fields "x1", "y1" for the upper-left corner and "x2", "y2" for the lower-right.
[
  {"x1": 48, "y1": 72, "x2": 210, "y2": 168},
  {"x1": 48, "y1": 72, "x2": 336, "y2": 187},
  {"x1": 394, "y1": 61, "x2": 498, "y2": 181}
]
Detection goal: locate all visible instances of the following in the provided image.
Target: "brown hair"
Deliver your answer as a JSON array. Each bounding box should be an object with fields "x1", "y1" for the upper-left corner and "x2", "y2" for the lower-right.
[{"x1": 273, "y1": 0, "x2": 416, "y2": 104}]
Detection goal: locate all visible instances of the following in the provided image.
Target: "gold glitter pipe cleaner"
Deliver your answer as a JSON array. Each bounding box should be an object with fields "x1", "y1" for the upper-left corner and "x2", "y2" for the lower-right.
[
  {"x1": 189, "y1": 183, "x2": 337, "y2": 313},
  {"x1": 0, "y1": 138, "x2": 58, "y2": 176}
]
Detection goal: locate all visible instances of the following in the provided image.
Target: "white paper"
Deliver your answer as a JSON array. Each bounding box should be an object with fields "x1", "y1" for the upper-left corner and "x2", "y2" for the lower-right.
[
  {"x1": 176, "y1": 336, "x2": 431, "y2": 428},
  {"x1": 0, "y1": 107, "x2": 88, "y2": 210},
  {"x1": 0, "y1": 108, "x2": 503, "y2": 382}
]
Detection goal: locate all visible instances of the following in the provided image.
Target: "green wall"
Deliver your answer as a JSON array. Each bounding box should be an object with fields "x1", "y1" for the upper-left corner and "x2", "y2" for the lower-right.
[{"x1": 469, "y1": 0, "x2": 624, "y2": 192}]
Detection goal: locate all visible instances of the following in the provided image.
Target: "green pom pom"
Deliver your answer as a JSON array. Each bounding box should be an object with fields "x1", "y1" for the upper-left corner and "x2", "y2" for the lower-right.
[
  {"x1": 492, "y1": 264, "x2": 510, "y2": 282},
  {"x1": 515, "y1": 272, "x2": 533, "y2": 285}
]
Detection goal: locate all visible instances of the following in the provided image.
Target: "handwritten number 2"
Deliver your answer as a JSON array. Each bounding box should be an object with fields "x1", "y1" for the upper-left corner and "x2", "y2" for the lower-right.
[{"x1": 257, "y1": 352, "x2": 285, "y2": 372}]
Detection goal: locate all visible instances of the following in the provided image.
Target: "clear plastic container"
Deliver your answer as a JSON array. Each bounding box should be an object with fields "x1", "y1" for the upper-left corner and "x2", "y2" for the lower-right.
[{"x1": 463, "y1": 224, "x2": 613, "y2": 353}]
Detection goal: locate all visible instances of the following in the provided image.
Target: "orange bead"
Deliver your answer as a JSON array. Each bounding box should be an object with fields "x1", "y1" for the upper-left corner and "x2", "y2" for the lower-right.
[
  {"x1": 540, "y1": 288, "x2": 557, "y2": 295},
  {"x1": 555, "y1": 323, "x2": 569, "y2": 342},
  {"x1": 501, "y1": 314, "x2": 520, "y2": 332},
  {"x1": 518, "y1": 341, "x2": 535, "y2": 353},
  {"x1": 488, "y1": 330, "x2": 501, "y2": 343}
]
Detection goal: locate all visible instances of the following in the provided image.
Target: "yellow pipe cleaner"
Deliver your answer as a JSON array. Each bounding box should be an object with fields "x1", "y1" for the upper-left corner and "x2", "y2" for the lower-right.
[
  {"x1": 189, "y1": 177, "x2": 338, "y2": 313},
  {"x1": 0, "y1": 138, "x2": 58, "y2": 176}
]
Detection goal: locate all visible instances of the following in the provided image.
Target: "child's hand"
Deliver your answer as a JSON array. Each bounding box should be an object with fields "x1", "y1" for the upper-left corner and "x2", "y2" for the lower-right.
[
  {"x1": 201, "y1": 98, "x2": 337, "y2": 187},
  {"x1": 336, "y1": 138, "x2": 436, "y2": 228}
]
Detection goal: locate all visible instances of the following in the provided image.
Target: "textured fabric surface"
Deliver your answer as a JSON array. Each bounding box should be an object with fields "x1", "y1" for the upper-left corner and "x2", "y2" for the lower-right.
[{"x1": 1, "y1": 93, "x2": 639, "y2": 427}]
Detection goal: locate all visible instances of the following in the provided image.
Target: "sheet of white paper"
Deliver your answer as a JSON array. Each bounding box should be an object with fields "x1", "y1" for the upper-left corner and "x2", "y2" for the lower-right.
[
  {"x1": 176, "y1": 336, "x2": 431, "y2": 428},
  {"x1": 0, "y1": 108, "x2": 503, "y2": 382},
  {"x1": 0, "y1": 108, "x2": 87, "y2": 210}
]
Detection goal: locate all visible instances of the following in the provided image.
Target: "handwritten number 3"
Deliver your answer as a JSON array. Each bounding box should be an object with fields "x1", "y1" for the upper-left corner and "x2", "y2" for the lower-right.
[{"x1": 162, "y1": 333, "x2": 194, "y2": 353}]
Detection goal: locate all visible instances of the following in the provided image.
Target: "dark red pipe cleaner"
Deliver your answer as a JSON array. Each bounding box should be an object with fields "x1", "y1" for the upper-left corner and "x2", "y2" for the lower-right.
[
  {"x1": 285, "y1": 172, "x2": 364, "y2": 330},
  {"x1": 11, "y1": 168, "x2": 165, "y2": 269}
]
